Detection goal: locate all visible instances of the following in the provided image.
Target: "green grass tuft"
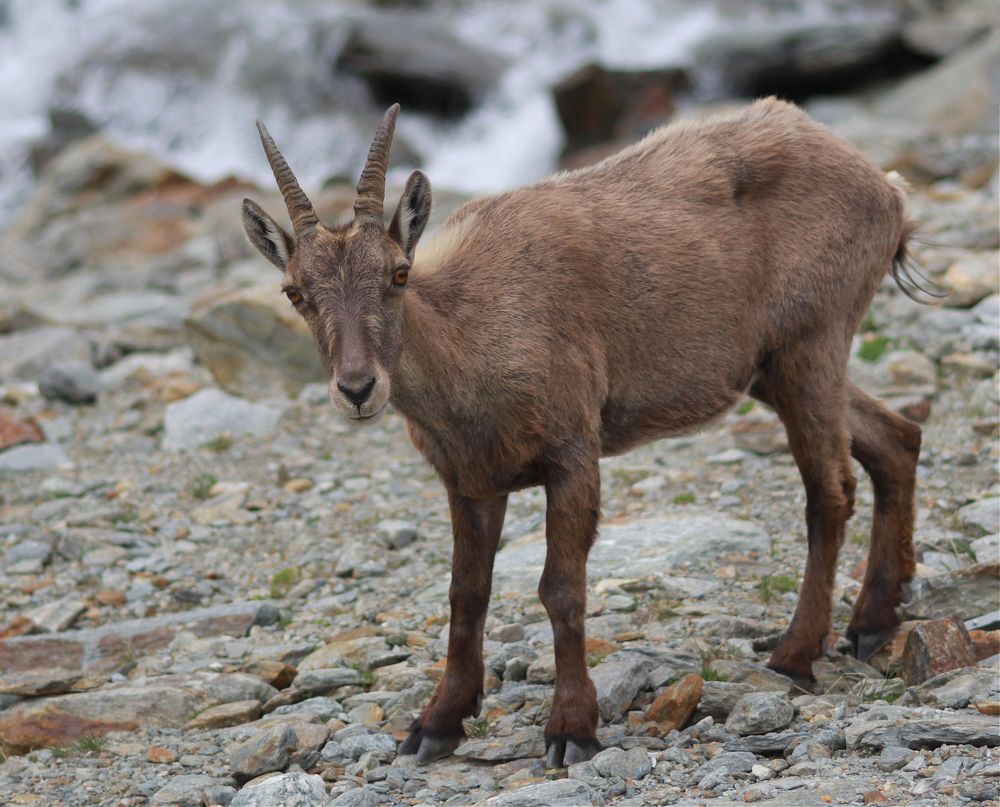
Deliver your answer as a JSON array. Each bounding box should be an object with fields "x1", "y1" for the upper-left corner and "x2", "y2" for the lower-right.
[
  {"x1": 757, "y1": 574, "x2": 797, "y2": 603},
  {"x1": 672, "y1": 492, "x2": 696, "y2": 505},
  {"x1": 203, "y1": 434, "x2": 233, "y2": 452},
  {"x1": 735, "y1": 400, "x2": 755, "y2": 416},
  {"x1": 858, "y1": 334, "x2": 891, "y2": 362},
  {"x1": 269, "y1": 567, "x2": 301, "y2": 599},
  {"x1": 189, "y1": 473, "x2": 217, "y2": 500}
]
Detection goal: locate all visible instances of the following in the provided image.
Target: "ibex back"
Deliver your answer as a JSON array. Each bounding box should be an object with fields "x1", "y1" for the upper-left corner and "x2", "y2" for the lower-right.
[{"x1": 242, "y1": 97, "x2": 921, "y2": 766}]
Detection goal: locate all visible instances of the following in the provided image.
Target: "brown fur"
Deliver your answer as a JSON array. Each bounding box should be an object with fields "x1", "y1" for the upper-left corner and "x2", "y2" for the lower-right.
[{"x1": 242, "y1": 97, "x2": 920, "y2": 765}]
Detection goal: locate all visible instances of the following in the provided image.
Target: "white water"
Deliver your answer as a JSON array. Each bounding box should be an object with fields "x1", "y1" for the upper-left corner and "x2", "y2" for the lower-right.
[{"x1": 0, "y1": 0, "x2": 883, "y2": 224}]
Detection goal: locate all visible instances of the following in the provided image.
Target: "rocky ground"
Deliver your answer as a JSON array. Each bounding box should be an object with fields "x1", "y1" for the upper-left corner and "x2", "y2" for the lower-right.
[{"x1": 1, "y1": 20, "x2": 999, "y2": 807}]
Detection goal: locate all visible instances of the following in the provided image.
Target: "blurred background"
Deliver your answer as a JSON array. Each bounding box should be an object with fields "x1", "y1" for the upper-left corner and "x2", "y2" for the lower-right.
[{"x1": 1, "y1": 0, "x2": 997, "y2": 225}]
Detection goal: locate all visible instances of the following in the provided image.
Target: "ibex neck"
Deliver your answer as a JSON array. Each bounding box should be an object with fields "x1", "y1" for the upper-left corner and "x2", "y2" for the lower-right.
[{"x1": 390, "y1": 284, "x2": 454, "y2": 422}]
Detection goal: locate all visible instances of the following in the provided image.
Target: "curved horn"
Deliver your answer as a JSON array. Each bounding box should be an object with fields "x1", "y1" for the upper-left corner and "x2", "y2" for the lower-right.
[
  {"x1": 256, "y1": 121, "x2": 319, "y2": 238},
  {"x1": 354, "y1": 103, "x2": 400, "y2": 222}
]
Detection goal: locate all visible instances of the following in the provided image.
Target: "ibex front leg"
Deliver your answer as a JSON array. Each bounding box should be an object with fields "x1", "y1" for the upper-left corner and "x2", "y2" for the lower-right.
[
  {"x1": 539, "y1": 450, "x2": 601, "y2": 767},
  {"x1": 399, "y1": 491, "x2": 507, "y2": 763}
]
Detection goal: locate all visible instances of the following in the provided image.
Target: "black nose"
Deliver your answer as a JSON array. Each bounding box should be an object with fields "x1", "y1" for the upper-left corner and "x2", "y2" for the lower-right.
[{"x1": 337, "y1": 376, "x2": 376, "y2": 407}]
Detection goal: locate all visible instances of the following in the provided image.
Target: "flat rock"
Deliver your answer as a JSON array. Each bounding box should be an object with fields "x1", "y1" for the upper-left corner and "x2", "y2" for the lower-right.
[
  {"x1": 482, "y1": 778, "x2": 598, "y2": 806},
  {"x1": 150, "y1": 774, "x2": 235, "y2": 807},
  {"x1": 231, "y1": 771, "x2": 328, "y2": 807},
  {"x1": 0, "y1": 683, "x2": 208, "y2": 754},
  {"x1": 0, "y1": 326, "x2": 91, "y2": 380},
  {"x1": 725, "y1": 692, "x2": 795, "y2": 736},
  {"x1": 904, "y1": 563, "x2": 1000, "y2": 620},
  {"x1": 0, "y1": 668, "x2": 82, "y2": 697},
  {"x1": 0, "y1": 600, "x2": 279, "y2": 675},
  {"x1": 162, "y1": 388, "x2": 283, "y2": 451},
  {"x1": 494, "y1": 516, "x2": 770, "y2": 591},
  {"x1": 293, "y1": 667, "x2": 365, "y2": 694},
  {"x1": 456, "y1": 727, "x2": 545, "y2": 762},
  {"x1": 852, "y1": 714, "x2": 1000, "y2": 750},
  {"x1": 0, "y1": 442, "x2": 72, "y2": 473},
  {"x1": 959, "y1": 499, "x2": 1000, "y2": 536},
  {"x1": 189, "y1": 699, "x2": 262, "y2": 730}
]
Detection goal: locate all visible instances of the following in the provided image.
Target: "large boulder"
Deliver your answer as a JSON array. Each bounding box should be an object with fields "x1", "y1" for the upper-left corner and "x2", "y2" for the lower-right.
[
  {"x1": 694, "y1": 15, "x2": 913, "y2": 99},
  {"x1": 336, "y1": 11, "x2": 506, "y2": 118},
  {"x1": 184, "y1": 284, "x2": 326, "y2": 399},
  {"x1": 554, "y1": 64, "x2": 688, "y2": 156},
  {"x1": 12, "y1": 135, "x2": 187, "y2": 238}
]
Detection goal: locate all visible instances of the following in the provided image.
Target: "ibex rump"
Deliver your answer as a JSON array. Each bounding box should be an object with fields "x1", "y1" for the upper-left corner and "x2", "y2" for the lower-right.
[{"x1": 242, "y1": 98, "x2": 921, "y2": 766}]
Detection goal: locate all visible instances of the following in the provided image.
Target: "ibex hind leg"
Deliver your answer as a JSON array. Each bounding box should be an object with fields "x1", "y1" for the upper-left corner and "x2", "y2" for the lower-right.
[
  {"x1": 750, "y1": 338, "x2": 855, "y2": 686},
  {"x1": 844, "y1": 382, "x2": 920, "y2": 661}
]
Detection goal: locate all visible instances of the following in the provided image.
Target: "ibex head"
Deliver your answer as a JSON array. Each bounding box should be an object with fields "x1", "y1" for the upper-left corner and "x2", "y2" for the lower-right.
[{"x1": 242, "y1": 105, "x2": 432, "y2": 421}]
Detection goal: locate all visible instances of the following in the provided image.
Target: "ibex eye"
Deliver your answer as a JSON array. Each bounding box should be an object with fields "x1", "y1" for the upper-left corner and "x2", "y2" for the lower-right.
[
  {"x1": 284, "y1": 288, "x2": 303, "y2": 306},
  {"x1": 392, "y1": 269, "x2": 409, "y2": 287}
]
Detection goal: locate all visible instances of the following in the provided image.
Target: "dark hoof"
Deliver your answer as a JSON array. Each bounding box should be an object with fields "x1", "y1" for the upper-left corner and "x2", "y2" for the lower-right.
[
  {"x1": 848, "y1": 628, "x2": 895, "y2": 662},
  {"x1": 398, "y1": 724, "x2": 463, "y2": 764},
  {"x1": 544, "y1": 735, "x2": 602, "y2": 768},
  {"x1": 766, "y1": 661, "x2": 816, "y2": 693}
]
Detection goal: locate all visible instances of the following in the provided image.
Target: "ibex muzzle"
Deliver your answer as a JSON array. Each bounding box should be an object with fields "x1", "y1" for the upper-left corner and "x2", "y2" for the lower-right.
[{"x1": 243, "y1": 98, "x2": 926, "y2": 767}]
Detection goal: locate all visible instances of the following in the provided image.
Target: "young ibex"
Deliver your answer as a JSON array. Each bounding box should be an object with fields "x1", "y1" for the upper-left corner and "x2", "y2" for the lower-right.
[{"x1": 242, "y1": 98, "x2": 923, "y2": 766}]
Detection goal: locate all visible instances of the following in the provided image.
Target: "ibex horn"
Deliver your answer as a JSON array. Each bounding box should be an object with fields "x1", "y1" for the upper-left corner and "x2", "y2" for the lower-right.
[
  {"x1": 256, "y1": 121, "x2": 319, "y2": 238},
  {"x1": 354, "y1": 103, "x2": 400, "y2": 222}
]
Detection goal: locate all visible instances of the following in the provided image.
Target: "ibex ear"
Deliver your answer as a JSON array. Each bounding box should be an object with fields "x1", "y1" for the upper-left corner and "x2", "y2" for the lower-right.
[
  {"x1": 389, "y1": 171, "x2": 432, "y2": 260},
  {"x1": 242, "y1": 198, "x2": 294, "y2": 270}
]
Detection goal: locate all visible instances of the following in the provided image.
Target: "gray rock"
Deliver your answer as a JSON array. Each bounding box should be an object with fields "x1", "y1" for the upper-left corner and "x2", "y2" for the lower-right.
[
  {"x1": 4, "y1": 538, "x2": 53, "y2": 572},
  {"x1": 525, "y1": 654, "x2": 556, "y2": 684},
  {"x1": 878, "y1": 745, "x2": 917, "y2": 772},
  {"x1": 229, "y1": 724, "x2": 297, "y2": 781},
  {"x1": 590, "y1": 746, "x2": 652, "y2": 780},
  {"x1": 590, "y1": 656, "x2": 652, "y2": 722},
  {"x1": 971, "y1": 534, "x2": 999, "y2": 565},
  {"x1": 482, "y1": 778, "x2": 598, "y2": 806},
  {"x1": 337, "y1": 12, "x2": 505, "y2": 118},
  {"x1": 231, "y1": 771, "x2": 327, "y2": 807},
  {"x1": 724, "y1": 730, "x2": 809, "y2": 754},
  {"x1": 852, "y1": 715, "x2": 1000, "y2": 750},
  {"x1": 693, "y1": 751, "x2": 756, "y2": 786},
  {"x1": 959, "y1": 499, "x2": 1000, "y2": 536},
  {"x1": 203, "y1": 784, "x2": 237, "y2": 807},
  {"x1": 376, "y1": 519, "x2": 420, "y2": 549},
  {"x1": 0, "y1": 443, "x2": 72, "y2": 473},
  {"x1": 150, "y1": 774, "x2": 234, "y2": 807},
  {"x1": 272, "y1": 697, "x2": 343, "y2": 722},
  {"x1": 162, "y1": 388, "x2": 283, "y2": 451},
  {"x1": 294, "y1": 668, "x2": 364, "y2": 694},
  {"x1": 870, "y1": 30, "x2": 1000, "y2": 165},
  {"x1": 456, "y1": 727, "x2": 545, "y2": 762},
  {"x1": 725, "y1": 692, "x2": 795, "y2": 736},
  {"x1": 695, "y1": 681, "x2": 755, "y2": 721},
  {"x1": 184, "y1": 284, "x2": 326, "y2": 400},
  {"x1": 943, "y1": 252, "x2": 1000, "y2": 308},
  {"x1": 904, "y1": 563, "x2": 1000, "y2": 620},
  {"x1": 495, "y1": 516, "x2": 770, "y2": 591},
  {"x1": 38, "y1": 360, "x2": 100, "y2": 404},
  {"x1": 340, "y1": 731, "x2": 397, "y2": 760},
  {"x1": 0, "y1": 326, "x2": 91, "y2": 380}
]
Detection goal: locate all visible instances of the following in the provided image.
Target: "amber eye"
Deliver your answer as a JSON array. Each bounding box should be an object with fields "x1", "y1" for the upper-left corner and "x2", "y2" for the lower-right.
[
  {"x1": 284, "y1": 288, "x2": 303, "y2": 306},
  {"x1": 392, "y1": 268, "x2": 409, "y2": 288}
]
